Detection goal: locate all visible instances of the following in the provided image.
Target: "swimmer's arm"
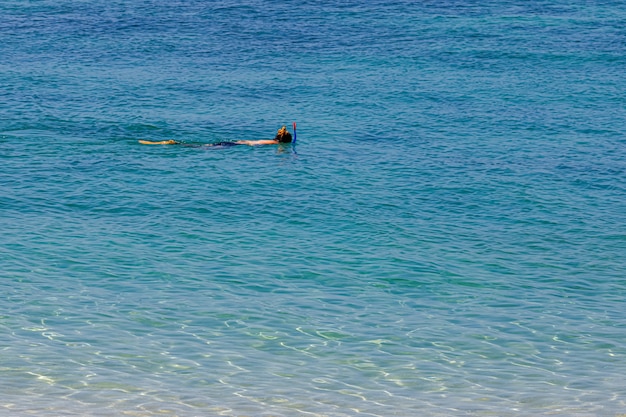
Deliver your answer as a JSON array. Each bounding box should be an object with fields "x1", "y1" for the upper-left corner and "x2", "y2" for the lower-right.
[
  {"x1": 236, "y1": 139, "x2": 279, "y2": 146},
  {"x1": 138, "y1": 140, "x2": 178, "y2": 145}
]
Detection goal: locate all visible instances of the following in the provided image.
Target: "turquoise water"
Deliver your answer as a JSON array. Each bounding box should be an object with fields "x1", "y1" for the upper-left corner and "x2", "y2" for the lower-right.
[{"x1": 2, "y1": 1, "x2": 626, "y2": 416}]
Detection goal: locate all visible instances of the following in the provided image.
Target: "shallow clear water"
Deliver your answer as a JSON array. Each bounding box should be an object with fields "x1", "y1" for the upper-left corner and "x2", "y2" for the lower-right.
[{"x1": 2, "y1": 1, "x2": 626, "y2": 416}]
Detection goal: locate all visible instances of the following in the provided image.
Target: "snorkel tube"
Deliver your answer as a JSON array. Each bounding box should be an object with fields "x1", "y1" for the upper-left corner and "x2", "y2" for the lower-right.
[{"x1": 292, "y1": 122, "x2": 297, "y2": 145}]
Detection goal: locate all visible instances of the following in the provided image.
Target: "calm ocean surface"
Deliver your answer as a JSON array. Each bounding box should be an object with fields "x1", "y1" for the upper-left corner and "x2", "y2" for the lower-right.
[{"x1": 2, "y1": 1, "x2": 626, "y2": 416}]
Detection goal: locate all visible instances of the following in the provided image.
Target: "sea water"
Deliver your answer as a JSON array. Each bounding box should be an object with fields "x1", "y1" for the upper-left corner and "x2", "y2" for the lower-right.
[{"x1": 1, "y1": 1, "x2": 626, "y2": 416}]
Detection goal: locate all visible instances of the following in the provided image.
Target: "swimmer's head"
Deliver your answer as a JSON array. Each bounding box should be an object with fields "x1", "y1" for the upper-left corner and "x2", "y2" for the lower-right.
[{"x1": 274, "y1": 125, "x2": 292, "y2": 143}]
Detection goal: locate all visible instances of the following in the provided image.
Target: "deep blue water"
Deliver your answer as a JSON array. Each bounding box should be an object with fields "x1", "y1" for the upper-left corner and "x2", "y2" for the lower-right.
[{"x1": 2, "y1": 1, "x2": 626, "y2": 416}]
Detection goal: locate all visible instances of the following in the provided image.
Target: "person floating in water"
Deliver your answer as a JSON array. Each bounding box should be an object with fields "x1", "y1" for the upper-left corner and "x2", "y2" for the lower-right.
[{"x1": 139, "y1": 125, "x2": 293, "y2": 147}]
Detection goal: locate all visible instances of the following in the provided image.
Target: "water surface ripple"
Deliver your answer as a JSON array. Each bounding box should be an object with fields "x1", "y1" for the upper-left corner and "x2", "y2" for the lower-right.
[{"x1": 2, "y1": 0, "x2": 626, "y2": 416}]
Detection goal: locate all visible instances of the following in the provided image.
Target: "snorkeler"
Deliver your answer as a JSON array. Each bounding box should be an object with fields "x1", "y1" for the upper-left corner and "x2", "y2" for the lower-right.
[{"x1": 139, "y1": 125, "x2": 293, "y2": 146}]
